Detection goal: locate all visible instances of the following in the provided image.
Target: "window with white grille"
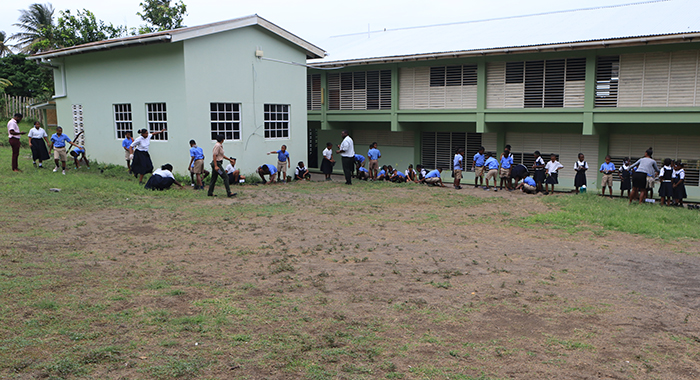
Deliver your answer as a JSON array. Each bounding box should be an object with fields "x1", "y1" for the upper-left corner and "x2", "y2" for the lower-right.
[
  {"x1": 146, "y1": 103, "x2": 168, "y2": 140},
  {"x1": 307, "y1": 74, "x2": 322, "y2": 110},
  {"x1": 328, "y1": 70, "x2": 391, "y2": 110},
  {"x1": 595, "y1": 56, "x2": 619, "y2": 107},
  {"x1": 264, "y1": 104, "x2": 290, "y2": 139},
  {"x1": 114, "y1": 104, "x2": 132, "y2": 139},
  {"x1": 487, "y1": 58, "x2": 586, "y2": 108},
  {"x1": 210, "y1": 103, "x2": 241, "y2": 141},
  {"x1": 72, "y1": 104, "x2": 84, "y2": 146}
]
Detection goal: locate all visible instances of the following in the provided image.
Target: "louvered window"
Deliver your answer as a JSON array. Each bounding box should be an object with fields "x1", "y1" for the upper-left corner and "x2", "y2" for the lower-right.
[
  {"x1": 488, "y1": 58, "x2": 585, "y2": 109},
  {"x1": 354, "y1": 130, "x2": 415, "y2": 147},
  {"x1": 400, "y1": 65, "x2": 477, "y2": 109},
  {"x1": 429, "y1": 65, "x2": 478, "y2": 87},
  {"x1": 595, "y1": 56, "x2": 620, "y2": 107},
  {"x1": 328, "y1": 70, "x2": 391, "y2": 110},
  {"x1": 421, "y1": 132, "x2": 492, "y2": 170},
  {"x1": 307, "y1": 74, "x2": 322, "y2": 111}
]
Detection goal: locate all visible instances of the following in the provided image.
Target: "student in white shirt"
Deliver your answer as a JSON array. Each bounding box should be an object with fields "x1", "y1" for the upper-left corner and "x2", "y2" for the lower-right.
[
  {"x1": 544, "y1": 154, "x2": 564, "y2": 195},
  {"x1": 573, "y1": 153, "x2": 588, "y2": 193},
  {"x1": 320, "y1": 142, "x2": 335, "y2": 181},
  {"x1": 144, "y1": 164, "x2": 183, "y2": 190},
  {"x1": 225, "y1": 158, "x2": 245, "y2": 185},
  {"x1": 27, "y1": 121, "x2": 50, "y2": 167}
]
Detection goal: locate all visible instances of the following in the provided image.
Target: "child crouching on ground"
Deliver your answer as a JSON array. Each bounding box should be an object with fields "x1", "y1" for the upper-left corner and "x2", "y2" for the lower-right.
[{"x1": 295, "y1": 161, "x2": 311, "y2": 181}]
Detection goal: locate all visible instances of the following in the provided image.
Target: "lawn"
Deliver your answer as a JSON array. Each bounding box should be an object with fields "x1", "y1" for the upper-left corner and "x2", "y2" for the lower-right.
[{"x1": 1, "y1": 139, "x2": 700, "y2": 380}]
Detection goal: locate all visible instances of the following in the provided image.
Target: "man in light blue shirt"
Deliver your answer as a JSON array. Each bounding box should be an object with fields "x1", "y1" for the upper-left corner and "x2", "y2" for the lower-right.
[{"x1": 422, "y1": 168, "x2": 445, "y2": 187}]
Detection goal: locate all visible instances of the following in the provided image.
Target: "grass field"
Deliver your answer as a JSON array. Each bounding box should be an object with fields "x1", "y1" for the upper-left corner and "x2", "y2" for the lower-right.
[{"x1": 1, "y1": 137, "x2": 700, "y2": 380}]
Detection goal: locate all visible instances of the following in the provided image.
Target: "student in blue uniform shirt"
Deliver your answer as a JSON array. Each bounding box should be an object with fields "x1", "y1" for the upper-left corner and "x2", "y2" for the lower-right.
[
  {"x1": 267, "y1": 145, "x2": 290, "y2": 183},
  {"x1": 356, "y1": 166, "x2": 370, "y2": 180},
  {"x1": 367, "y1": 143, "x2": 381, "y2": 180},
  {"x1": 257, "y1": 163, "x2": 278, "y2": 185},
  {"x1": 377, "y1": 165, "x2": 388, "y2": 181},
  {"x1": 599, "y1": 155, "x2": 615, "y2": 198},
  {"x1": 515, "y1": 176, "x2": 537, "y2": 194},
  {"x1": 484, "y1": 152, "x2": 500, "y2": 191},
  {"x1": 49, "y1": 126, "x2": 82, "y2": 175},
  {"x1": 472, "y1": 146, "x2": 485, "y2": 188},
  {"x1": 499, "y1": 150, "x2": 513, "y2": 191},
  {"x1": 188, "y1": 140, "x2": 208, "y2": 190},
  {"x1": 453, "y1": 148, "x2": 464, "y2": 189},
  {"x1": 354, "y1": 153, "x2": 365, "y2": 177},
  {"x1": 122, "y1": 131, "x2": 134, "y2": 173},
  {"x1": 391, "y1": 168, "x2": 407, "y2": 183},
  {"x1": 422, "y1": 168, "x2": 445, "y2": 187},
  {"x1": 70, "y1": 145, "x2": 89, "y2": 169}
]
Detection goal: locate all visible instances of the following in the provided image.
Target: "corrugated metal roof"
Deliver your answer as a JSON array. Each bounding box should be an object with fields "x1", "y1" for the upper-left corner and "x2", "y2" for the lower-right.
[
  {"x1": 30, "y1": 14, "x2": 326, "y2": 60},
  {"x1": 309, "y1": 0, "x2": 700, "y2": 65}
]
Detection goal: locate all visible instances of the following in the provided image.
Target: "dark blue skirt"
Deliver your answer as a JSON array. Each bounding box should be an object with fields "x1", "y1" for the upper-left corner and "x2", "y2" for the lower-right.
[
  {"x1": 546, "y1": 173, "x2": 558, "y2": 184},
  {"x1": 672, "y1": 178, "x2": 687, "y2": 199},
  {"x1": 144, "y1": 174, "x2": 174, "y2": 190},
  {"x1": 659, "y1": 182, "x2": 673, "y2": 197},
  {"x1": 132, "y1": 150, "x2": 153, "y2": 176}
]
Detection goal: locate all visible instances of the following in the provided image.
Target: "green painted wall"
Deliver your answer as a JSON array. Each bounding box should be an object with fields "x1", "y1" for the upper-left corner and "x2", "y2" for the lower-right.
[{"x1": 50, "y1": 25, "x2": 309, "y2": 177}]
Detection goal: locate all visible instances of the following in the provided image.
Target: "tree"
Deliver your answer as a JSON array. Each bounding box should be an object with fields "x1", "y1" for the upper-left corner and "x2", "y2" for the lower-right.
[
  {"x1": 0, "y1": 54, "x2": 53, "y2": 98},
  {"x1": 136, "y1": 0, "x2": 187, "y2": 34},
  {"x1": 11, "y1": 3, "x2": 55, "y2": 53},
  {"x1": 50, "y1": 9, "x2": 127, "y2": 48},
  {"x1": 0, "y1": 32, "x2": 13, "y2": 57}
]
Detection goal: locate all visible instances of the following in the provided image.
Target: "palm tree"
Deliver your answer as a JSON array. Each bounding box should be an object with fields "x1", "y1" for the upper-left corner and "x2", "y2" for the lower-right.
[
  {"x1": 11, "y1": 3, "x2": 55, "y2": 53},
  {"x1": 0, "y1": 31, "x2": 13, "y2": 57}
]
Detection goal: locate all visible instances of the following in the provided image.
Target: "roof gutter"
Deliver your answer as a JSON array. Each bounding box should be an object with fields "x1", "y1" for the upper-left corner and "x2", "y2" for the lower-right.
[
  {"x1": 28, "y1": 35, "x2": 172, "y2": 60},
  {"x1": 310, "y1": 33, "x2": 700, "y2": 68}
]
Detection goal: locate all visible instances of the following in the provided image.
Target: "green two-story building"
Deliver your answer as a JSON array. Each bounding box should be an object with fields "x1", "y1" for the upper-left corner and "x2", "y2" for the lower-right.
[{"x1": 306, "y1": 0, "x2": 700, "y2": 198}]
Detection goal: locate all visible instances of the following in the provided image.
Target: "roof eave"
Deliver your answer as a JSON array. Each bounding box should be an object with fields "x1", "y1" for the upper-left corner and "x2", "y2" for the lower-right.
[{"x1": 308, "y1": 32, "x2": 700, "y2": 68}]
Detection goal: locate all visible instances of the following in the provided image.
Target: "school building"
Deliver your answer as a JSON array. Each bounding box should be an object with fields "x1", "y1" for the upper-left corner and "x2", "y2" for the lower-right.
[
  {"x1": 306, "y1": 0, "x2": 700, "y2": 198},
  {"x1": 28, "y1": 15, "x2": 325, "y2": 175}
]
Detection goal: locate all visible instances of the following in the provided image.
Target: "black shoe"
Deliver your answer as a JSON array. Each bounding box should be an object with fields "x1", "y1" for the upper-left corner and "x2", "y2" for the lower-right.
[
  {"x1": 227, "y1": 193, "x2": 237, "y2": 197},
  {"x1": 208, "y1": 193, "x2": 217, "y2": 197}
]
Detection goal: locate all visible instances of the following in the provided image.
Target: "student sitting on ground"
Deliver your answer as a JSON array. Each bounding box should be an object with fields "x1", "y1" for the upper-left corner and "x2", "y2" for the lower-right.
[
  {"x1": 422, "y1": 168, "x2": 445, "y2": 187},
  {"x1": 377, "y1": 165, "x2": 389, "y2": 181},
  {"x1": 416, "y1": 164, "x2": 427, "y2": 181},
  {"x1": 391, "y1": 168, "x2": 407, "y2": 183},
  {"x1": 356, "y1": 166, "x2": 370, "y2": 180},
  {"x1": 145, "y1": 164, "x2": 183, "y2": 190},
  {"x1": 225, "y1": 158, "x2": 245, "y2": 185},
  {"x1": 295, "y1": 161, "x2": 311, "y2": 181},
  {"x1": 515, "y1": 176, "x2": 537, "y2": 194},
  {"x1": 484, "y1": 152, "x2": 500, "y2": 191},
  {"x1": 257, "y1": 164, "x2": 278, "y2": 185},
  {"x1": 70, "y1": 145, "x2": 90, "y2": 170},
  {"x1": 405, "y1": 164, "x2": 417, "y2": 182}
]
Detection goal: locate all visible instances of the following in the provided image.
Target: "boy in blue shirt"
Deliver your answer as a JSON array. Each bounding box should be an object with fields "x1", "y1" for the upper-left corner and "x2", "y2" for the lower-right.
[
  {"x1": 516, "y1": 176, "x2": 537, "y2": 194},
  {"x1": 391, "y1": 168, "x2": 406, "y2": 183},
  {"x1": 70, "y1": 145, "x2": 90, "y2": 170},
  {"x1": 357, "y1": 166, "x2": 370, "y2": 180},
  {"x1": 257, "y1": 163, "x2": 278, "y2": 185},
  {"x1": 499, "y1": 149, "x2": 513, "y2": 191},
  {"x1": 122, "y1": 131, "x2": 133, "y2": 173},
  {"x1": 267, "y1": 145, "x2": 290, "y2": 183},
  {"x1": 188, "y1": 140, "x2": 209, "y2": 190},
  {"x1": 472, "y1": 146, "x2": 485, "y2": 188},
  {"x1": 354, "y1": 153, "x2": 365, "y2": 178},
  {"x1": 422, "y1": 168, "x2": 445, "y2": 187},
  {"x1": 484, "y1": 152, "x2": 500, "y2": 191},
  {"x1": 49, "y1": 126, "x2": 82, "y2": 175},
  {"x1": 453, "y1": 148, "x2": 464, "y2": 190},
  {"x1": 599, "y1": 155, "x2": 615, "y2": 198},
  {"x1": 377, "y1": 165, "x2": 388, "y2": 181},
  {"x1": 367, "y1": 142, "x2": 381, "y2": 180}
]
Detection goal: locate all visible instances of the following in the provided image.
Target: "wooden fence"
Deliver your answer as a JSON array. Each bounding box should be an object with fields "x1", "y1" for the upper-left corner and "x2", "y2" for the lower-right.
[{"x1": 1, "y1": 94, "x2": 40, "y2": 120}]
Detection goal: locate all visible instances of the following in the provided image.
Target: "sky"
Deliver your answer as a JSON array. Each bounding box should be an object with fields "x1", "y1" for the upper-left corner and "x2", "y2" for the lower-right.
[{"x1": 1, "y1": 0, "x2": 664, "y2": 48}]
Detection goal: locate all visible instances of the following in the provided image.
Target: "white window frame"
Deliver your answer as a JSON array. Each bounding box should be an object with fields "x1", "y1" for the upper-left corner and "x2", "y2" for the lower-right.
[
  {"x1": 263, "y1": 104, "x2": 290, "y2": 140},
  {"x1": 113, "y1": 103, "x2": 133, "y2": 139},
  {"x1": 146, "y1": 102, "x2": 168, "y2": 141},
  {"x1": 210, "y1": 102, "x2": 242, "y2": 141}
]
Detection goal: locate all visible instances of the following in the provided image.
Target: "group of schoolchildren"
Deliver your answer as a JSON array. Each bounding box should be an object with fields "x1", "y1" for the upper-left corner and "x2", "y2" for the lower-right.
[{"x1": 319, "y1": 141, "x2": 447, "y2": 186}]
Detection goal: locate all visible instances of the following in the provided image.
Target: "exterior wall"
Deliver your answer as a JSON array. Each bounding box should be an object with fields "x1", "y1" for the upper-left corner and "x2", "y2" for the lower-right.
[
  {"x1": 50, "y1": 25, "x2": 309, "y2": 176},
  {"x1": 308, "y1": 41, "x2": 700, "y2": 199}
]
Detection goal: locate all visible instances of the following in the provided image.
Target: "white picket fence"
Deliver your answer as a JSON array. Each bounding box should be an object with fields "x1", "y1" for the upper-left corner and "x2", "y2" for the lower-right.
[{"x1": 1, "y1": 94, "x2": 41, "y2": 120}]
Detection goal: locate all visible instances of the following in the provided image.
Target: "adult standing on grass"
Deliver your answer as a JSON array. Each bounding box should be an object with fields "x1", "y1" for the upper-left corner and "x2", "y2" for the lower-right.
[
  {"x1": 131, "y1": 128, "x2": 167, "y2": 185},
  {"x1": 336, "y1": 130, "x2": 355, "y2": 185},
  {"x1": 208, "y1": 134, "x2": 236, "y2": 197},
  {"x1": 629, "y1": 147, "x2": 659, "y2": 205},
  {"x1": 28, "y1": 121, "x2": 50, "y2": 168},
  {"x1": 7, "y1": 113, "x2": 25, "y2": 172},
  {"x1": 49, "y1": 126, "x2": 82, "y2": 175}
]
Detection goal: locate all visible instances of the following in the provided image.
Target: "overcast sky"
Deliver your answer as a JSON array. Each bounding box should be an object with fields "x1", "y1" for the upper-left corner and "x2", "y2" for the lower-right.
[{"x1": 1, "y1": 0, "x2": 665, "y2": 46}]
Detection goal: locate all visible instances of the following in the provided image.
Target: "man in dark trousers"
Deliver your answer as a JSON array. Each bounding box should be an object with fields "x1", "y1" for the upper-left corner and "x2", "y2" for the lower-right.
[
  {"x1": 336, "y1": 130, "x2": 355, "y2": 185},
  {"x1": 7, "y1": 113, "x2": 25, "y2": 172}
]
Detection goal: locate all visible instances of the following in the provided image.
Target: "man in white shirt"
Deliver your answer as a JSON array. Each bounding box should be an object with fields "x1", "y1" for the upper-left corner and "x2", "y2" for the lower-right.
[
  {"x1": 7, "y1": 113, "x2": 25, "y2": 172},
  {"x1": 336, "y1": 130, "x2": 355, "y2": 185}
]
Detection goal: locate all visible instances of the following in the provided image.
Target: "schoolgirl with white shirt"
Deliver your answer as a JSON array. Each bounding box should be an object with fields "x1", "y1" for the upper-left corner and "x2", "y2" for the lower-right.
[
  {"x1": 544, "y1": 154, "x2": 564, "y2": 195},
  {"x1": 144, "y1": 163, "x2": 183, "y2": 190},
  {"x1": 27, "y1": 121, "x2": 50, "y2": 167},
  {"x1": 320, "y1": 142, "x2": 334, "y2": 181},
  {"x1": 672, "y1": 161, "x2": 687, "y2": 206},
  {"x1": 573, "y1": 153, "x2": 588, "y2": 193},
  {"x1": 130, "y1": 128, "x2": 166, "y2": 184}
]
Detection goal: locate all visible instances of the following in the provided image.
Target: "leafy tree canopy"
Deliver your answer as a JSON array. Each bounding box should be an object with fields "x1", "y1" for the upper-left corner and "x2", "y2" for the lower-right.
[
  {"x1": 0, "y1": 54, "x2": 53, "y2": 98},
  {"x1": 46, "y1": 9, "x2": 127, "y2": 49},
  {"x1": 136, "y1": 0, "x2": 187, "y2": 34}
]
